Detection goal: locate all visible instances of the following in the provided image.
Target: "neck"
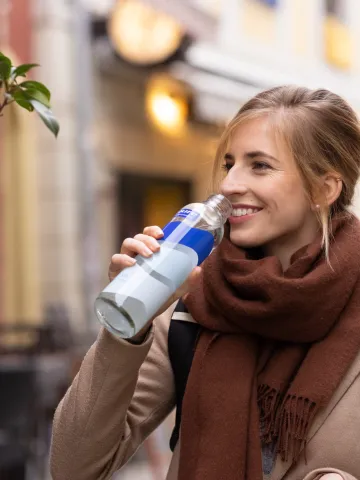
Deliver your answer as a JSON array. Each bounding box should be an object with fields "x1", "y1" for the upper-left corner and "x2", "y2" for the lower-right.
[{"x1": 263, "y1": 217, "x2": 320, "y2": 271}]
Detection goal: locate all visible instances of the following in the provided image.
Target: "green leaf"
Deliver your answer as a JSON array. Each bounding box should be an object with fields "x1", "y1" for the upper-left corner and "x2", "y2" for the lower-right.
[
  {"x1": 20, "y1": 80, "x2": 50, "y2": 101},
  {"x1": 22, "y1": 87, "x2": 51, "y2": 108},
  {"x1": 0, "y1": 54, "x2": 12, "y2": 81},
  {"x1": 11, "y1": 63, "x2": 39, "y2": 79},
  {"x1": 12, "y1": 90, "x2": 34, "y2": 112},
  {"x1": 29, "y1": 99, "x2": 59, "y2": 137}
]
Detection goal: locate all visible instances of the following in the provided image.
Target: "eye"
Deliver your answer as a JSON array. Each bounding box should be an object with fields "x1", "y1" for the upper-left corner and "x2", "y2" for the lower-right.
[
  {"x1": 221, "y1": 162, "x2": 233, "y2": 173},
  {"x1": 252, "y1": 161, "x2": 271, "y2": 171}
]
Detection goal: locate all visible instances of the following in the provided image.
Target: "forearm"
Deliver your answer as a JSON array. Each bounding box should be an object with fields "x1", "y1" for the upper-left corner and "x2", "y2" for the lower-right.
[{"x1": 50, "y1": 327, "x2": 153, "y2": 480}]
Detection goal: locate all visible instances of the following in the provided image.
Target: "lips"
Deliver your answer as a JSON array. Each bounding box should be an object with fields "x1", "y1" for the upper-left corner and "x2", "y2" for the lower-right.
[{"x1": 228, "y1": 205, "x2": 263, "y2": 225}]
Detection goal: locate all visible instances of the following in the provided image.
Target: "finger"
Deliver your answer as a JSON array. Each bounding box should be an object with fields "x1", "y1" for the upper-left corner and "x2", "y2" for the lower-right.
[
  {"x1": 108, "y1": 254, "x2": 136, "y2": 280},
  {"x1": 188, "y1": 266, "x2": 202, "y2": 287},
  {"x1": 110, "y1": 253, "x2": 136, "y2": 269},
  {"x1": 121, "y1": 238, "x2": 154, "y2": 257},
  {"x1": 143, "y1": 225, "x2": 164, "y2": 239},
  {"x1": 152, "y1": 267, "x2": 202, "y2": 319},
  {"x1": 178, "y1": 267, "x2": 202, "y2": 300},
  {"x1": 133, "y1": 234, "x2": 161, "y2": 252}
]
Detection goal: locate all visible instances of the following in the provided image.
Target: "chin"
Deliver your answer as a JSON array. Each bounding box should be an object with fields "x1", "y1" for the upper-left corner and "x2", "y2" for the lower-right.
[{"x1": 229, "y1": 231, "x2": 265, "y2": 249}]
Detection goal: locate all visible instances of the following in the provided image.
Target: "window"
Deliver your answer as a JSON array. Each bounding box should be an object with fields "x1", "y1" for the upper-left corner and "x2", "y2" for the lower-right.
[
  {"x1": 326, "y1": 0, "x2": 346, "y2": 21},
  {"x1": 256, "y1": 0, "x2": 277, "y2": 7},
  {"x1": 242, "y1": 0, "x2": 278, "y2": 45},
  {"x1": 117, "y1": 173, "x2": 192, "y2": 241},
  {"x1": 324, "y1": 0, "x2": 351, "y2": 70}
]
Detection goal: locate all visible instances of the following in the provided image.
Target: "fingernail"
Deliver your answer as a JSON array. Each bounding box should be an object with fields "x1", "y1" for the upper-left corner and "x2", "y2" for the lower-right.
[
  {"x1": 156, "y1": 229, "x2": 164, "y2": 237},
  {"x1": 143, "y1": 247, "x2": 153, "y2": 256},
  {"x1": 128, "y1": 258, "x2": 136, "y2": 264}
]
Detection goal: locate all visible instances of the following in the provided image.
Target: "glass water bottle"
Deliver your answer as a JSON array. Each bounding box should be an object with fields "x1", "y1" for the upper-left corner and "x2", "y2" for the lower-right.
[{"x1": 94, "y1": 194, "x2": 232, "y2": 339}]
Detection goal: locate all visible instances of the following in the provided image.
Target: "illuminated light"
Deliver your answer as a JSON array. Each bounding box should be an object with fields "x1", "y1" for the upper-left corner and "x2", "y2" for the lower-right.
[
  {"x1": 145, "y1": 74, "x2": 190, "y2": 136},
  {"x1": 108, "y1": 0, "x2": 184, "y2": 66}
]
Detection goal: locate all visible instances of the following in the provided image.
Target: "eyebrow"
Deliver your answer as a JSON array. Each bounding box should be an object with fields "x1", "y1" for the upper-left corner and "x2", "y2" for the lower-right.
[{"x1": 224, "y1": 150, "x2": 279, "y2": 163}]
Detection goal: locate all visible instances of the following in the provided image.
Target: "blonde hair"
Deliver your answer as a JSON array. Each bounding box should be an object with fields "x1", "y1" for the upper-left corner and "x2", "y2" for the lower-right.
[{"x1": 213, "y1": 86, "x2": 360, "y2": 258}]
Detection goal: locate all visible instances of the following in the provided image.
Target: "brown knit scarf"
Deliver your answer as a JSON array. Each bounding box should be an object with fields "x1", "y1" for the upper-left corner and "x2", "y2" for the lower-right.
[{"x1": 180, "y1": 213, "x2": 360, "y2": 480}]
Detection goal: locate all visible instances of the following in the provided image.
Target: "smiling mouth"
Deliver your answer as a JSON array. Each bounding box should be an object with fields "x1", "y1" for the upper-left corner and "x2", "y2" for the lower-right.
[{"x1": 231, "y1": 207, "x2": 262, "y2": 217}]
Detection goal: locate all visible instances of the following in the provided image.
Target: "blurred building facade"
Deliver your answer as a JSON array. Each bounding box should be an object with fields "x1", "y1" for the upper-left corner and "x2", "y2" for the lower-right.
[
  {"x1": 32, "y1": 0, "x2": 99, "y2": 337},
  {"x1": 0, "y1": 1, "x2": 360, "y2": 477},
  {"x1": 0, "y1": 0, "x2": 42, "y2": 334},
  {"x1": 92, "y1": 0, "x2": 360, "y2": 308},
  {"x1": 2, "y1": 0, "x2": 360, "y2": 338}
]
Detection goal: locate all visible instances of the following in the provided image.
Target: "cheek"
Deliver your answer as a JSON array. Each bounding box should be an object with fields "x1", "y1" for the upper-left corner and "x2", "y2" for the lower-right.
[
  {"x1": 268, "y1": 173, "x2": 308, "y2": 208},
  {"x1": 274, "y1": 186, "x2": 311, "y2": 225}
]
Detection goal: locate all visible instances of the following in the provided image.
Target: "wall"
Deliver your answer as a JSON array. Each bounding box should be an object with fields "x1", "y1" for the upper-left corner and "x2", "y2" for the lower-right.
[
  {"x1": 32, "y1": 0, "x2": 86, "y2": 333},
  {"x1": 0, "y1": 0, "x2": 41, "y2": 328}
]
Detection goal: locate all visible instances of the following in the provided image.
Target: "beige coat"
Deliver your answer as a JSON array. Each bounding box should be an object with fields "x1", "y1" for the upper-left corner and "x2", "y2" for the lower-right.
[{"x1": 50, "y1": 304, "x2": 360, "y2": 480}]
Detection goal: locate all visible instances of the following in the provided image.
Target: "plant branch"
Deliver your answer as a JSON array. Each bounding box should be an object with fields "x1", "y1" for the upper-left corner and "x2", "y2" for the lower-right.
[
  {"x1": 0, "y1": 79, "x2": 10, "y2": 115},
  {"x1": 0, "y1": 97, "x2": 8, "y2": 116},
  {"x1": 0, "y1": 52, "x2": 59, "y2": 136}
]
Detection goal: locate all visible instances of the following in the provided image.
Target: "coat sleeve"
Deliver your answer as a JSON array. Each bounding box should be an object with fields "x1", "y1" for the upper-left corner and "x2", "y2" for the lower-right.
[
  {"x1": 50, "y1": 304, "x2": 176, "y2": 480},
  {"x1": 303, "y1": 468, "x2": 358, "y2": 480}
]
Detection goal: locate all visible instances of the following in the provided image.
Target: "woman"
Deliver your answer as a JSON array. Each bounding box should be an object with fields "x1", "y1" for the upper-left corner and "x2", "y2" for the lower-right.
[{"x1": 50, "y1": 86, "x2": 360, "y2": 480}]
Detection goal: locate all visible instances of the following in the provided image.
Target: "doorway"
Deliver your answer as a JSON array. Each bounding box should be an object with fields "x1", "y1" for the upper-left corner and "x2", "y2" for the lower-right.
[{"x1": 117, "y1": 173, "x2": 192, "y2": 242}]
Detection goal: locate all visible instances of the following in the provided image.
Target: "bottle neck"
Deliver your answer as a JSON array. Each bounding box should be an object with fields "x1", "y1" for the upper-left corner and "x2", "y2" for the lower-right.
[{"x1": 204, "y1": 194, "x2": 232, "y2": 224}]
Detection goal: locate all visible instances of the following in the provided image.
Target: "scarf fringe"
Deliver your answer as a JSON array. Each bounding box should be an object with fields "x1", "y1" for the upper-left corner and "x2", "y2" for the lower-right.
[{"x1": 258, "y1": 384, "x2": 318, "y2": 463}]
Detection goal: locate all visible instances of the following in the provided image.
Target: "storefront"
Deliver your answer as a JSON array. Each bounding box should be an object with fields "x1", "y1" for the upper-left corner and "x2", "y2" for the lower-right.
[{"x1": 88, "y1": 0, "x2": 360, "y2": 256}]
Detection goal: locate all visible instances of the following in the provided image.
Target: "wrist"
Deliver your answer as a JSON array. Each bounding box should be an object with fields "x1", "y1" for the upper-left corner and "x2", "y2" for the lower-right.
[{"x1": 125, "y1": 326, "x2": 152, "y2": 344}]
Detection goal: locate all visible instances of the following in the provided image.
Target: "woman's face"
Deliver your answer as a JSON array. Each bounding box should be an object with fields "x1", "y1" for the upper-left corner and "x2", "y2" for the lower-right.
[{"x1": 220, "y1": 116, "x2": 319, "y2": 256}]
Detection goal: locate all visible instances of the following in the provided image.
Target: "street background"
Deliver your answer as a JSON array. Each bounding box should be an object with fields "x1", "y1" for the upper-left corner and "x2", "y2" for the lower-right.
[{"x1": 1, "y1": 0, "x2": 360, "y2": 478}]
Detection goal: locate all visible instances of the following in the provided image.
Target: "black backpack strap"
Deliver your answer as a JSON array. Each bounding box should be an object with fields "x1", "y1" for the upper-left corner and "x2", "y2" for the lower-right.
[{"x1": 168, "y1": 299, "x2": 200, "y2": 451}]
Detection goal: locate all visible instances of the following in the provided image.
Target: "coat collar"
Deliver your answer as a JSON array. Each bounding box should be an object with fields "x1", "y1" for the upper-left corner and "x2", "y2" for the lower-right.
[{"x1": 270, "y1": 348, "x2": 360, "y2": 480}]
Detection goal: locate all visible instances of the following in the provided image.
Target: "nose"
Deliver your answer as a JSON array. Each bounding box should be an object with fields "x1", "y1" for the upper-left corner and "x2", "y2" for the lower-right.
[{"x1": 220, "y1": 170, "x2": 249, "y2": 198}]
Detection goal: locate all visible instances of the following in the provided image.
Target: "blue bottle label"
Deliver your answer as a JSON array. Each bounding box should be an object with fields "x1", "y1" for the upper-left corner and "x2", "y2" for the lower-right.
[
  {"x1": 175, "y1": 208, "x2": 200, "y2": 222},
  {"x1": 162, "y1": 220, "x2": 214, "y2": 265}
]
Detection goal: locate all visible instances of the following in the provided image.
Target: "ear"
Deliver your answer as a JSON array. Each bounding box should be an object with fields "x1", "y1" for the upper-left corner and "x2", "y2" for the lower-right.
[
  {"x1": 322, "y1": 173, "x2": 343, "y2": 207},
  {"x1": 311, "y1": 173, "x2": 342, "y2": 210}
]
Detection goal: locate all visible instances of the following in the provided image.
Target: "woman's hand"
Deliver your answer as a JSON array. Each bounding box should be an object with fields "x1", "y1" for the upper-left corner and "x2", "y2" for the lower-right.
[
  {"x1": 108, "y1": 225, "x2": 164, "y2": 281},
  {"x1": 108, "y1": 225, "x2": 202, "y2": 318}
]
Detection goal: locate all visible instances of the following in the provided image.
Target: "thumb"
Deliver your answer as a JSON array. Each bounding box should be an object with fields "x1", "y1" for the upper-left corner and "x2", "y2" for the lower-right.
[
  {"x1": 182, "y1": 266, "x2": 202, "y2": 301},
  {"x1": 188, "y1": 266, "x2": 202, "y2": 287}
]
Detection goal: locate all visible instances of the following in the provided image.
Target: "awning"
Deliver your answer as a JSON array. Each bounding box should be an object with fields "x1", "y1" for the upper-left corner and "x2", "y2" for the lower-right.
[{"x1": 84, "y1": 0, "x2": 215, "y2": 40}]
